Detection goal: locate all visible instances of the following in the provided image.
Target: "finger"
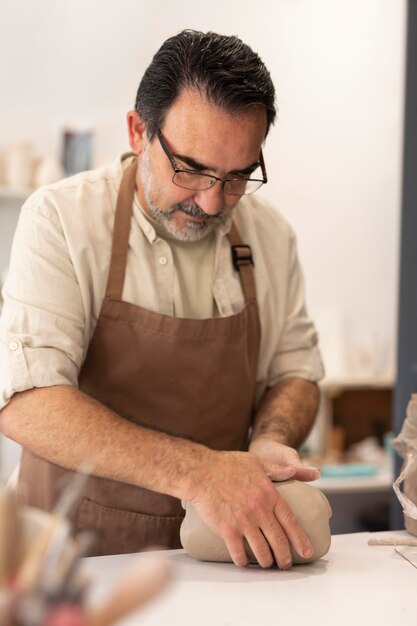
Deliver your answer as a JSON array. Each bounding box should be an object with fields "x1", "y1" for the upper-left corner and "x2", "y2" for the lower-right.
[
  {"x1": 259, "y1": 518, "x2": 293, "y2": 570},
  {"x1": 262, "y1": 462, "x2": 298, "y2": 481},
  {"x1": 292, "y1": 464, "x2": 321, "y2": 481},
  {"x1": 243, "y1": 528, "x2": 274, "y2": 569},
  {"x1": 223, "y1": 531, "x2": 249, "y2": 568},
  {"x1": 274, "y1": 497, "x2": 313, "y2": 560}
]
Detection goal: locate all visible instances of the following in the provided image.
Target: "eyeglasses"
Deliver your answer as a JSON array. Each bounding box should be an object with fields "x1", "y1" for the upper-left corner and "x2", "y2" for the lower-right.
[{"x1": 156, "y1": 129, "x2": 268, "y2": 196}]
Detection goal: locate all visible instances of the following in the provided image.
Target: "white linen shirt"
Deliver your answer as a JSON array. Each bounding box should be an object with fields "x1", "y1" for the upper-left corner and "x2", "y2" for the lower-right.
[{"x1": 0, "y1": 155, "x2": 324, "y2": 411}]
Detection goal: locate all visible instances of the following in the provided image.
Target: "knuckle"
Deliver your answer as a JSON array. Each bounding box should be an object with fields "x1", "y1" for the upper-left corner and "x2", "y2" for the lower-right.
[
  {"x1": 247, "y1": 494, "x2": 264, "y2": 512},
  {"x1": 247, "y1": 487, "x2": 276, "y2": 514},
  {"x1": 275, "y1": 499, "x2": 298, "y2": 526},
  {"x1": 281, "y1": 509, "x2": 298, "y2": 527},
  {"x1": 248, "y1": 539, "x2": 273, "y2": 569},
  {"x1": 273, "y1": 530, "x2": 290, "y2": 548},
  {"x1": 234, "y1": 508, "x2": 250, "y2": 528},
  {"x1": 256, "y1": 550, "x2": 274, "y2": 569}
]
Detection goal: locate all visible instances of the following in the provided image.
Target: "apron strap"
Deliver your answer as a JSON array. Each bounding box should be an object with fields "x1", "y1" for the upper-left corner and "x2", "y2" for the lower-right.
[
  {"x1": 227, "y1": 222, "x2": 257, "y2": 303},
  {"x1": 105, "y1": 158, "x2": 137, "y2": 300},
  {"x1": 105, "y1": 157, "x2": 257, "y2": 304}
]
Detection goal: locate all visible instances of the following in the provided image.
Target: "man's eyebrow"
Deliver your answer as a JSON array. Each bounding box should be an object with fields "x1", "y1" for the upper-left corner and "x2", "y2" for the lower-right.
[
  {"x1": 173, "y1": 153, "x2": 211, "y2": 172},
  {"x1": 229, "y1": 161, "x2": 261, "y2": 176},
  {"x1": 173, "y1": 152, "x2": 260, "y2": 176}
]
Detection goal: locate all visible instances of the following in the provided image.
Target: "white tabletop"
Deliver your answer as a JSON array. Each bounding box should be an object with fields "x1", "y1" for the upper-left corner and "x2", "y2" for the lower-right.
[{"x1": 83, "y1": 530, "x2": 417, "y2": 626}]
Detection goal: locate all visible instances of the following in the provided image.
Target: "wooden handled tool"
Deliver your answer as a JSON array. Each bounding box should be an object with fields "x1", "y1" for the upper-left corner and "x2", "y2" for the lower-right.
[{"x1": 368, "y1": 537, "x2": 417, "y2": 546}]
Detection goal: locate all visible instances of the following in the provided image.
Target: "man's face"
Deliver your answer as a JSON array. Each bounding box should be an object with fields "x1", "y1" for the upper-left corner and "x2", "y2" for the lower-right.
[{"x1": 133, "y1": 90, "x2": 267, "y2": 242}]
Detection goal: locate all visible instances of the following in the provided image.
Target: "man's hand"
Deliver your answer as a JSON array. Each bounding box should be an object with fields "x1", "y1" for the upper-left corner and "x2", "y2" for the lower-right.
[
  {"x1": 249, "y1": 438, "x2": 321, "y2": 482},
  {"x1": 189, "y1": 450, "x2": 314, "y2": 569}
]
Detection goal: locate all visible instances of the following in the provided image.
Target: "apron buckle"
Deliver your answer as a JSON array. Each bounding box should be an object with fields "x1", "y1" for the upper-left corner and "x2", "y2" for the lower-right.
[{"x1": 231, "y1": 244, "x2": 254, "y2": 271}]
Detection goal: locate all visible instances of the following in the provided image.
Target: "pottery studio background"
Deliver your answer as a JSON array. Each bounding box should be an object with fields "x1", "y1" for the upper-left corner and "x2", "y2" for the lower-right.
[{"x1": 0, "y1": 0, "x2": 406, "y2": 480}]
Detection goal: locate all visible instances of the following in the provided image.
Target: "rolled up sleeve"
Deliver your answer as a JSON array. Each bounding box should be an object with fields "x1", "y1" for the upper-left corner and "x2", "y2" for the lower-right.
[
  {"x1": 0, "y1": 200, "x2": 87, "y2": 410},
  {"x1": 267, "y1": 231, "x2": 324, "y2": 386}
]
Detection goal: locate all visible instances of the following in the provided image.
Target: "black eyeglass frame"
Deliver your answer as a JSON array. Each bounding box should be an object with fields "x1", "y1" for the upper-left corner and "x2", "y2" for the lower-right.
[{"x1": 156, "y1": 129, "x2": 268, "y2": 196}]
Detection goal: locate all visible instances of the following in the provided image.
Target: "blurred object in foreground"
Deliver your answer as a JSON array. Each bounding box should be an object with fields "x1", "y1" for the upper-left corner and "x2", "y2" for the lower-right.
[{"x1": 0, "y1": 464, "x2": 172, "y2": 625}]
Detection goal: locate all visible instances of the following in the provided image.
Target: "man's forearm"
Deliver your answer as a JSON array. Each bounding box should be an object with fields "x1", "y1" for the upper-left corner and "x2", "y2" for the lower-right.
[
  {"x1": 0, "y1": 385, "x2": 211, "y2": 501},
  {"x1": 251, "y1": 377, "x2": 320, "y2": 449},
  {"x1": 0, "y1": 383, "x2": 318, "y2": 568}
]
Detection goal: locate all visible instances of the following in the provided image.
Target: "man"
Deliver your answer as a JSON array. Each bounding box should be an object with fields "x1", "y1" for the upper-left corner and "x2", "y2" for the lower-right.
[{"x1": 0, "y1": 30, "x2": 324, "y2": 567}]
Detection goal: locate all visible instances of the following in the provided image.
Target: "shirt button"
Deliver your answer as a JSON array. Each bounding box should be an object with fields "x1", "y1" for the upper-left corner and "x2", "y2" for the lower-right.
[
  {"x1": 8, "y1": 339, "x2": 20, "y2": 351},
  {"x1": 145, "y1": 224, "x2": 152, "y2": 234},
  {"x1": 159, "y1": 256, "x2": 168, "y2": 266}
]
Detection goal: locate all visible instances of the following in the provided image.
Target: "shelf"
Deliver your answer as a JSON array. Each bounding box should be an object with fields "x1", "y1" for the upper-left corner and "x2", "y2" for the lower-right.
[
  {"x1": 321, "y1": 375, "x2": 394, "y2": 397},
  {"x1": 0, "y1": 185, "x2": 32, "y2": 202},
  {"x1": 314, "y1": 466, "x2": 393, "y2": 494}
]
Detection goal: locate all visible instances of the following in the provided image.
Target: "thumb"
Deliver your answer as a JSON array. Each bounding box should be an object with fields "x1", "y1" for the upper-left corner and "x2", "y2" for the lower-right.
[{"x1": 261, "y1": 462, "x2": 298, "y2": 481}]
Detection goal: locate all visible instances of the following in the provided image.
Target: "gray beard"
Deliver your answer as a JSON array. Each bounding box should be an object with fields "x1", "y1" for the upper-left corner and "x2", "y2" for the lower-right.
[{"x1": 148, "y1": 200, "x2": 229, "y2": 242}]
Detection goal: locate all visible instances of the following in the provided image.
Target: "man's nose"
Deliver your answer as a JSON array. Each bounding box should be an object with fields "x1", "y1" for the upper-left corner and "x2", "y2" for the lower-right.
[{"x1": 193, "y1": 183, "x2": 225, "y2": 216}]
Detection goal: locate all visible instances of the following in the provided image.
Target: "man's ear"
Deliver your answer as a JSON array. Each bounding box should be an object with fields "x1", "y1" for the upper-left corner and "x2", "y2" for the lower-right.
[{"x1": 126, "y1": 110, "x2": 147, "y2": 155}]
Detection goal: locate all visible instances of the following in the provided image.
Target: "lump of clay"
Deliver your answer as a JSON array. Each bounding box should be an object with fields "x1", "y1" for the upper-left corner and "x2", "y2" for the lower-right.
[{"x1": 180, "y1": 479, "x2": 332, "y2": 565}]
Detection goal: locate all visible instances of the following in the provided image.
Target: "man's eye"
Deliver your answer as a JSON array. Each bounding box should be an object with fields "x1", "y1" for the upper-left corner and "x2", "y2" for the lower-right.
[
  {"x1": 184, "y1": 171, "x2": 205, "y2": 179},
  {"x1": 182, "y1": 168, "x2": 203, "y2": 176}
]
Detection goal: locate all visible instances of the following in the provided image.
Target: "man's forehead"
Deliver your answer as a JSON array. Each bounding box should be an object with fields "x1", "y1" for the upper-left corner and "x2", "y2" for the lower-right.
[{"x1": 161, "y1": 92, "x2": 266, "y2": 174}]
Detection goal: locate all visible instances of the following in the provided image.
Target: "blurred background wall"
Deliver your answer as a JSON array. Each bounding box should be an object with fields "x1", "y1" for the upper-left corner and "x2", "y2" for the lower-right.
[{"x1": 0, "y1": 0, "x2": 407, "y2": 478}]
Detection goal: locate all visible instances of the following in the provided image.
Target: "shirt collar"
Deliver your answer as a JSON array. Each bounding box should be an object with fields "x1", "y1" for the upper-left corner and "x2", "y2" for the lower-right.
[{"x1": 132, "y1": 197, "x2": 158, "y2": 244}]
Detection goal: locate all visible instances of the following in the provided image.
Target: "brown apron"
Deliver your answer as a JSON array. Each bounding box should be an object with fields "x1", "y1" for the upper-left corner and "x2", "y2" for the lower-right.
[{"x1": 19, "y1": 159, "x2": 261, "y2": 556}]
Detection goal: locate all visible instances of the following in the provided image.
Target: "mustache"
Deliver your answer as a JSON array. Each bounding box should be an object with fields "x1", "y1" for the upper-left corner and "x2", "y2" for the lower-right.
[{"x1": 170, "y1": 202, "x2": 227, "y2": 223}]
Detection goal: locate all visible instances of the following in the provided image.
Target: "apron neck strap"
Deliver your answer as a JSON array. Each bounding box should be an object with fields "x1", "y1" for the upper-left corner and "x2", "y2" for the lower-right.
[
  {"x1": 227, "y1": 222, "x2": 257, "y2": 303},
  {"x1": 105, "y1": 158, "x2": 137, "y2": 300}
]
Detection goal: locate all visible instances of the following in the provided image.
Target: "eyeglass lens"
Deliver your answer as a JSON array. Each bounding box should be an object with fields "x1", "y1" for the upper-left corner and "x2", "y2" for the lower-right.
[{"x1": 173, "y1": 171, "x2": 264, "y2": 196}]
